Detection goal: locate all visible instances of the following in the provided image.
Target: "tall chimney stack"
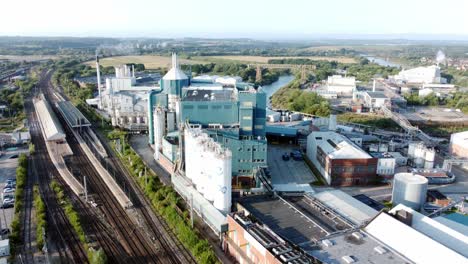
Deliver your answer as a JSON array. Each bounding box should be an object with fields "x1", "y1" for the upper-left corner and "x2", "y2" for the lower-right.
[
  {"x1": 372, "y1": 79, "x2": 376, "y2": 92},
  {"x1": 96, "y1": 53, "x2": 102, "y2": 109}
]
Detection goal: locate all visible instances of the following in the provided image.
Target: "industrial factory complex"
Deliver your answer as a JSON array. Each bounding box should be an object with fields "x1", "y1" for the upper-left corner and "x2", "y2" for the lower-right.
[{"x1": 75, "y1": 53, "x2": 468, "y2": 264}]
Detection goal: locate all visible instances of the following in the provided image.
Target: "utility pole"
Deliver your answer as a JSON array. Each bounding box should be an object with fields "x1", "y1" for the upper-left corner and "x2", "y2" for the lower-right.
[
  {"x1": 43, "y1": 227, "x2": 50, "y2": 264},
  {"x1": 84, "y1": 176, "x2": 88, "y2": 202},
  {"x1": 190, "y1": 193, "x2": 194, "y2": 228}
]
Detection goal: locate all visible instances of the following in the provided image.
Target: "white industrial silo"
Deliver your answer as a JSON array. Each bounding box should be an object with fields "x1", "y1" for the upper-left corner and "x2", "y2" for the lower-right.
[
  {"x1": 184, "y1": 128, "x2": 195, "y2": 180},
  {"x1": 213, "y1": 149, "x2": 232, "y2": 213},
  {"x1": 154, "y1": 107, "x2": 166, "y2": 159},
  {"x1": 392, "y1": 173, "x2": 428, "y2": 211},
  {"x1": 424, "y1": 148, "x2": 435, "y2": 169},
  {"x1": 329, "y1": 115, "x2": 337, "y2": 131},
  {"x1": 408, "y1": 142, "x2": 417, "y2": 158}
]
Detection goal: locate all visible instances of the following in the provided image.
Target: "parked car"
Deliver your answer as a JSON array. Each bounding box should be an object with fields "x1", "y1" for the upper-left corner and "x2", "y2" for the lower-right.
[
  {"x1": 2, "y1": 196, "x2": 14, "y2": 204},
  {"x1": 290, "y1": 150, "x2": 303, "y2": 161},
  {"x1": 1, "y1": 202, "x2": 14, "y2": 209},
  {"x1": 0, "y1": 228, "x2": 10, "y2": 235},
  {"x1": 8, "y1": 154, "x2": 18, "y2": 159},
  {"x1": 282, "y1": 153, "x2": 290, "y2": 161},
  {"x1": 6, "y1": 178, "x2": 16, "y2": 184},
  {"x1": 3, "y1": 187, "x2": 15, "y2": 194},
  {"x1": 5, "y1": 183, "x2": 15, "y2": 189}
]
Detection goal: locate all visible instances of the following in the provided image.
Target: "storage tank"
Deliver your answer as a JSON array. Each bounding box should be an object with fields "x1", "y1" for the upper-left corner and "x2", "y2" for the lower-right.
[
  {"x1": 213, "y1": 149, "x2": 232, "y2": 213},
  {"x1": 154, "y1": 108, "x2": 166, "y2": 159},
  {"x1": 424, "y1": 148, "x2": 435, "y2": 169},
  {"x1": 328, "y1": 115, "x2": 337, "y2": 131},
  {"x1": 407, "y1": 142, "x2": 417, "y2": 157},
  {"x1": 392, "y1": 173, "x2": 428, "y2": 211}
]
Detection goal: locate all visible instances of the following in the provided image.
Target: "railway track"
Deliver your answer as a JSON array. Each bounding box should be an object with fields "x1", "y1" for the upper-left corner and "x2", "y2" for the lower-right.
[
  {"x1": 26, "y1": 95, "x2": 89, "y2": 263},
  {"x1": 39, "y1": 67, "x2": 198, "y2": 263},
  {"x1": 20, "y1": 154, "x2": 35, "y2": 263},
  {"x1": 104, "y1": 148, "x2": 197, "y2": 263},
  {"x1": 41, "y1": 71, "x2": 171, "y2": 263}
]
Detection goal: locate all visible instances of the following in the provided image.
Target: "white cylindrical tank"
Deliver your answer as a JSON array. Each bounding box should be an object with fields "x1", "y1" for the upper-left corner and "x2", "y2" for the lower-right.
[
  {"x1": 213, "y1": 150, "x2": 232, "y2": 213},
  {"x1": 392, "y1": 173, "x2": 428, "y2": 211},
  {"x1": 408, "y1": 142, "x2": 417, "y2": 158},
  {"x1": 154, "y1": 108, "x2": 165, "y2": 157},
  {"x1": 329, "y1": 115, "x2": 337, "y2": 131}
]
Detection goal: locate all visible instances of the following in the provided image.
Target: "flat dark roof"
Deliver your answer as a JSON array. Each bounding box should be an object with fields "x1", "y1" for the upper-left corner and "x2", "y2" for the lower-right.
[
  {"x1": 240, "y1": 195, "x2": 351, "y2": 251},
  {"x1": 353, "y1": 194, "x2": 386, "y2": 211}
]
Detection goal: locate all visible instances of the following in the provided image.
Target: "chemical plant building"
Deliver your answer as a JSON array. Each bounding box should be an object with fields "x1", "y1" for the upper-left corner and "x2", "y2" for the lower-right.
[
  {"x1": 306, "y1": 131, "x2": 378, "y2": 186},
  {"x1": 148, "y1": 54, "x2": 267, "y2": 186},
  {"x1": 86, "y1": 62, "x2": 158, "y2": 130}
]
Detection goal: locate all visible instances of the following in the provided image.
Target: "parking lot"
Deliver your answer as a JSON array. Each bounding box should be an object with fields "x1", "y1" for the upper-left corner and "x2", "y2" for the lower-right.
[
  {"x1": 0, "y1": 148, "x2": 27, "y2": 234},
  {"x1": 267, "y1": 144, "x2": 316, "y2": 185}
]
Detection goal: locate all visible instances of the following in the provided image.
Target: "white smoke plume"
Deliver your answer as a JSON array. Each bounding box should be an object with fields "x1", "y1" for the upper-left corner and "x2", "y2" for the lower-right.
[{"x1": 436, "y1": 50, "x2": 446, "y2": 64}]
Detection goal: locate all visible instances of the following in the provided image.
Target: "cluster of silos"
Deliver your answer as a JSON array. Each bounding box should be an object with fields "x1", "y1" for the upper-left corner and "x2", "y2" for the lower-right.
[
  {"x1": 184, "y1": 127, "x2": 232, "y2": 213},
  {"x1": 408, "y1": 142, "x2": 435, "y2": 169},
  {"x1": 392, "y1": 172, "x2": 428, "y2": 211}
]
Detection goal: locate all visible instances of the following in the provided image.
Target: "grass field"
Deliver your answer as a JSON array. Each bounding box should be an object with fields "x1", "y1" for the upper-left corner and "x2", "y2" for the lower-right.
[
  {"x1": 85, "y1": 54, "x2": 356, "y2": 69},
  {"x1": 85, "y1": 55, "x2": 208, "y2": 69},
  {"x1": 198, "y1": 55, "x2": 356, "y2": 64}
]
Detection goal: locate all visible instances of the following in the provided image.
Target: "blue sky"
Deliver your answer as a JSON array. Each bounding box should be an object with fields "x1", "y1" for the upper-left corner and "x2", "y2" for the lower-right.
[{"x1": 2, "y1": 0, "x2": 468, "y2": 39}]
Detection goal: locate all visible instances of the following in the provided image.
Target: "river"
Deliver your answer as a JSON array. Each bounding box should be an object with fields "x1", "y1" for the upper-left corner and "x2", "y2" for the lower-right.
[
  {"x1": 362, "y1": 55, "x2": 401, "y2": 68},
  {"x1": 260, "y1": 75, "x2": 295, "y2": 107}
]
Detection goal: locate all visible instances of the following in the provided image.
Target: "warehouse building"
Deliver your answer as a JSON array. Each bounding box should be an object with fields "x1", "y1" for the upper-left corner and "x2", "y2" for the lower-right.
[
  {"x1": 362, "y1": 91, "x2": 389, "y2": 109},
  {"x1": 306, "y1": 131, "x2": 378, "y2": 186},
  {"x1": 393, "y1": 65, "x2": 446, "y2": 84},
  {"x1": 365, "y1": 204, "x2": 468, "y2": 263},
  {"x1": 326, "y1": 75, "x2": 356, "y2": 95},
  {"x1": 449, "y1": 131, "x2": 468, "y2": 160}
]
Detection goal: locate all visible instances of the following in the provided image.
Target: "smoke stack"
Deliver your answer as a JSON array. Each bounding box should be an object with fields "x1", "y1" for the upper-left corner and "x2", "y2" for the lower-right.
[
  {"x1": 373, "y1": 79, "x2": 376, "y2": 92},
  {"x1": 96, "y1": 53, "x2": 102, "y2": 109},
  {"x1": 132, "y1": 64, "x2": 135, "y2": 78}
]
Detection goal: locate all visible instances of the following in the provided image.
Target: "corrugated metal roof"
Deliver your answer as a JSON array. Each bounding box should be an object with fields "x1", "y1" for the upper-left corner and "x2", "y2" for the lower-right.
[
  {"x1": 34, "y1": 99, "x2": 66, "y2": 141},
  {"x1": 312, "y1": 190, "x2": 377, "y2": 225}
]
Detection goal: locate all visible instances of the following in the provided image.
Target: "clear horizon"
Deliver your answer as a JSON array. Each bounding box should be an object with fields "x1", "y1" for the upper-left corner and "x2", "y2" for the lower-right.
[{"x1": 2, "y1": 0, "x2": 468, "y2": 40}]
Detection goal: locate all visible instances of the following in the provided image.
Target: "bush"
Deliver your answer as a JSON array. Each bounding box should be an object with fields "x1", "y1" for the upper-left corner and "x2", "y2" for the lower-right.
[
  {"x1": 33, "y1": 185, "x2": 47, "y2": 250},
  {"x1": 50, "y1": 180, "x2": 107, "y2": 263},
  {"x1": 10, "y1": 153, "x2": 28, "y2": 255}
]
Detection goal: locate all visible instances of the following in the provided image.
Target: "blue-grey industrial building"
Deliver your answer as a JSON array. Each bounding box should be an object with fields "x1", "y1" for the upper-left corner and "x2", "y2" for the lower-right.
[{"x1": 148, "y1": 54, "x2": 267, "y2": 186}]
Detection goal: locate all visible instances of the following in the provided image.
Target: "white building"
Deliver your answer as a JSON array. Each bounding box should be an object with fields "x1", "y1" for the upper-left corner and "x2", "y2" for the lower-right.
[
  {"x1": 371, "y1": 152, "x2": 396, "y2": 176},
  {"x1": 364, "y1": 204, "x2": 468, "y2": 264},
  {"x1": 450, "y1": 131, "x2": 468, "y2": 170},
  {"x1": 393, "y1": 65, "x2": 446, "y2": 84},
  {"x1": 326, "y1": 75, "x2": 356, "y2": 95},
  {"x1": 363, "y1": 91, "x2": 389, "y2": 108}
]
